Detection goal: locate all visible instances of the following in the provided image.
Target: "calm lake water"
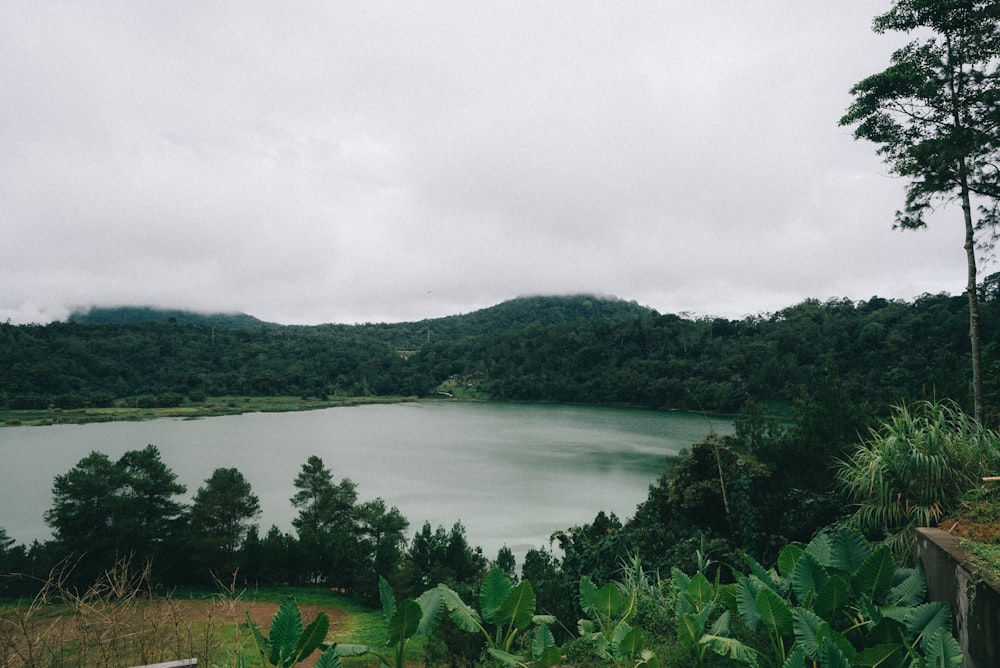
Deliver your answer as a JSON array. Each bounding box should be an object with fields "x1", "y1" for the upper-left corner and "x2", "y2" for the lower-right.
[{"x1": 0, "y1": 402, "x2": 731, "y2": 561}]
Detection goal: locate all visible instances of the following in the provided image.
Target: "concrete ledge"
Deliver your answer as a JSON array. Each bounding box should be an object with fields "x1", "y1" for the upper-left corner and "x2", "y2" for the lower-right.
[{"x1": 915, "y1": 528, "x2": 1000, "y2": 668}]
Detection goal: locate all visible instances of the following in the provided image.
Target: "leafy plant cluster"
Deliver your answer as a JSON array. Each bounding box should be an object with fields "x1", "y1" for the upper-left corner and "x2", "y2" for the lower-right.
[
  {"x1": 673, "y1": 526, "x2": 962, "y2": 667},
  {"x1": 245, "y1": 563, "x2": 656, "y2": 668},
  {"x1": 243, "y1": 525, "x2": 966, "y2": 668}
]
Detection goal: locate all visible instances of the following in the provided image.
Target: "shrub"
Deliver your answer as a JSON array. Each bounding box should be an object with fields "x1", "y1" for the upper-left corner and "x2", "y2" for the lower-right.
[
  {"x1": 837, "y1": 399, "x2": 1000, "y2": 561},
  {"x1": 672, "y1": 526, "x2": 963, "y2": 667}
]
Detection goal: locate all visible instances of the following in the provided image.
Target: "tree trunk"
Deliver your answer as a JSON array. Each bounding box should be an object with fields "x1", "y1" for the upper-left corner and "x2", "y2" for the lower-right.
[{"x1": 960, "y1": 167, "x2": 984, "y2": 423}]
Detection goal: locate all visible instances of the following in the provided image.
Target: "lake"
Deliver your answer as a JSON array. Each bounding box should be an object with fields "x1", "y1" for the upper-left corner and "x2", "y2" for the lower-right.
[{"x1": 0, "y1": 402, "x2": 731, "y2": 561}]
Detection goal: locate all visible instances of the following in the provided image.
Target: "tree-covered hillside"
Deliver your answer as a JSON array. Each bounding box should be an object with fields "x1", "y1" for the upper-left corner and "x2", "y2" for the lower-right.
[
  {"x1": 3, "y1": 291, "x2": 999, "y2": 418},
  {"x1": 68, "y1": 305, "x2": 277, "y2": 328}
]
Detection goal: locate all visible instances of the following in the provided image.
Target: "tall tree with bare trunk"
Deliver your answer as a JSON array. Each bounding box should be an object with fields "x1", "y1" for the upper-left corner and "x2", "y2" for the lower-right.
[{"x1": 840, "y1": 0, "x2": 1000, "y2": 421}]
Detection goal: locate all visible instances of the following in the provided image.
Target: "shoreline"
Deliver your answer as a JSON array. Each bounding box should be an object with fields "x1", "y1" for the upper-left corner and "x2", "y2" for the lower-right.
[{"x1": 0, "y1": 395, "x2": 426, "y2": 428}]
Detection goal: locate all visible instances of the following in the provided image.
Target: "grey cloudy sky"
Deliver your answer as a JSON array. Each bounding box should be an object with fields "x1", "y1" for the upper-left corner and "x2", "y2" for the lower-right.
[{"x1": 0, "y1": 1, "x2": 978, "y2": 326}]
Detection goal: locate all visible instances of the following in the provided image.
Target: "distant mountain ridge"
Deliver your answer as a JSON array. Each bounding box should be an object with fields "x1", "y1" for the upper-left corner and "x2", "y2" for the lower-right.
[
  {"x1": 68, "y1": 306, "x2": 275, "y2": 328},
  {"x1": 66, "y1": 295, "x2": 657, "y2": 331}
]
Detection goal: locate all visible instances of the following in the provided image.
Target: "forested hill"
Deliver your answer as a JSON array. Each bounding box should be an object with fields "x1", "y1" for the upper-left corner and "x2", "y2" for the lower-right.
[
  {"x1": 68, "y1": 306, "x2": 277, "y2": 328},
  {"x1": 2, "y1": 292, "x2": 997, "y2": 416}
]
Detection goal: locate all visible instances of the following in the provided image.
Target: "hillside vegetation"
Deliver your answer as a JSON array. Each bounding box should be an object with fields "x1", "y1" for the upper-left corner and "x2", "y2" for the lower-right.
[{"x1": 3, "y1": 291, "x2": 999, "y2": 418}]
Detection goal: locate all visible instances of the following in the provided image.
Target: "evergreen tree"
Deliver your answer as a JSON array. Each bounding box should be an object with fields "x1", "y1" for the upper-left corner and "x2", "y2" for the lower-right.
[
  {"x1": 289, "y1": 455, "x2": 364, "y2": 590},
  {"x1": 187, "y1": 467, "x2": 261, "y2": 580},
  {"x1": 43, "y1": 445, "x2": 185, "y2": 583}
]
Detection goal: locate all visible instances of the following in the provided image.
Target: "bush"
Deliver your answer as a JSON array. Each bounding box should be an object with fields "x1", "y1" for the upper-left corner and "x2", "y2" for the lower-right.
[
  {"x1": 10, "y1": 395, "x2": 49, "y2": 410},
  {"x1": 837, "y1": 399, "x2": 1000, "y2": 561}
]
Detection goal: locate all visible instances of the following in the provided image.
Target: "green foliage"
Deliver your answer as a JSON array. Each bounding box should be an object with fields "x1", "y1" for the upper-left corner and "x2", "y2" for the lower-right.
[
  {"x1": 404, "y1": 520, "x2": 488, "y2": 595},
  {"x1": 676, "y1": 527, "x2": 962, "y2": 668},
  {"x1": 837, "y1": 399, "x2": 1000, "y2": 561},
  {"x1": 840, "y1": 0, "x2": 1000, "y2": 229},
  {"x1": 188, "y1": 467, "x2": 262, "y2": 578},
  {"x1": 330, "y1": 576, "x2": 443, "y2": 668},
  {"x1": 437, "y1": 567, "x2": 560, "y2": 667},
  {"x1": 43, "y1": 445, "x2": 186, "y2": 584},
  {"x1": 577, "y1": 558, "x2": 660, "y2": 668},
  {"x1": 840, "y1": 0, "x2": 1000, "y2": 421},
  {"x1": 245, "y1": 595, "x2": 342, "y2": 667},
  {"x1": 2, "y1": 292, "x2": 992, "y2": 418}
]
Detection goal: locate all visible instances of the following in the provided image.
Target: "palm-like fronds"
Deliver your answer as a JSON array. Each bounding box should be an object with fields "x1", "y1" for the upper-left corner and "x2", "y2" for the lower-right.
[{"x1": 836, "y1": 399, "x2": 1000, "y2": 561}]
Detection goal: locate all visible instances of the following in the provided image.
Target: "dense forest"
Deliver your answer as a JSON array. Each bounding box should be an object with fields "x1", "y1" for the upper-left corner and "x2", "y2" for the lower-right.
[{"x1": 4, "y1": 286, "x2": 1000, "y2": 419}]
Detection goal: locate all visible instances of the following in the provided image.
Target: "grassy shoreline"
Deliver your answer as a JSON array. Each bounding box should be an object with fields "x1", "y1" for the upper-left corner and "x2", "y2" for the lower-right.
[{"x1": 0, "y1": 395, "x2": 425, "y2": 427}]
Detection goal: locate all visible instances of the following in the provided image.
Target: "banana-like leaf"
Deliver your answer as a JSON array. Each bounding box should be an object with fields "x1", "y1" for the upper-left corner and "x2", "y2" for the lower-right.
[
  {"x1": 686, "y1": 571, "x2": 715, "y2": 608},
  {"x1": 780, "y1": 644, "x2": 806, "y2": 668},
  {"x1": 755, "y1": 586, "x2": 793, "y2": 639},
  {"x1": 613, "y1": 624, "x2": 643, "y2": 659},
  {"x1": 804, "y1": 531, "x2": 833, "y2": 567},
  {"x1": 853, "y1": 546, "x2": 895, "y2": 602},
  {"x1": 486, "y1": 647, "x2": 524, "y2": 667},
  {"x1": 416, "y1": 587, "x2": 445, "y2": 638},
  {"x1": 532, "y1": 623, "x2": 556, "y2": 657},
  {"x1": 905, "y1": 601, "x2": 951, "y2": 649},
  {"x1": 245, "y1": 611, "x2": 271, "y2": 661},
  {"x1": 269, "y1": 596, "x2": 303, "y2": 666},
  {"x1": 791, "y1": 607, "x2": 826, "y2": 659},
  {"x1": 332, "y1": 643, "x2": 371, "y2": 657},
  {"x1": 736, "y1": 575, "x2": 766, "y2": 634},
  {"x1": 814, "y1": 574, "x2": 851, "y2": 622},
  {"x1": 293, "y1": 611, "x2": 330, "y2": 663},
  {"x1": 379, "y1": 575, "x2": 397, "y2": 622},
  {"x1": 701, "y1": 634, "x2": 761, "y2": 668},
  {"x1": 534, "y1": 644, "x2": 563, "y2": 668},
  {"x1": 708, "y1": 609, "x2": 731, "y2": 636},
  {"x1": 676, "y1": 608, "x2": 710, "y2": 651},
  {"x1": 671, "y1": 567, "x2": 690, "y2": 593},
  {"x1": 819, "y1": 639, "x2": 852, "y2": 668},
  {"x1": 480, "y1": 567, "x2": 513, "y2": 624},
  {"x1": 816, "y1": 624, "x2": 856, "y2": 664},
  {"x1": 885, "y1": 565, "x2": 927, "y2": 607},
  {"x1": 922, "y1": 627, "x2": 962, "y2": 668},
  {"x1": 744, "y1": 552, "x2": 780, "y2": 593},
  {"x1": 313, "y1": 646, "x2": 343, "y2": 668},
  {"x1": 777, "y1": 543, "x2": 803, "y2": 580},
  {"x1": 828, "y1": 526, "x2": 870, "y2": 575},
  {"x1": 437, "y1": 584, "x2": 483, "y2": 634},
  {"x1": 532, "y1": 614, "x2": 556, "y2": 626},
  {"x1": 495, "y1": 580, "x2": 536, "y2": 632},
  {"x1": 791, "y1": 551, "x2": 827, "y2": 605},
  {"x1": 577, "y1": 618, "x2": 596, "y2": 636},
  {"x1": 387, "y1": 598, "x2": 422, "y2": 645},
  {"x1": 854, "y1": 643, "x2": 901, "y2": 667},
  {"x1": 592, "y1": 581, "x2": 624, "y2": 620},
  {"x1": 635, "y1": 648, "x2": 660, "y2": 668},
  {"x1": 719, "y1": 582, "x2": 739, "y2": 612}
]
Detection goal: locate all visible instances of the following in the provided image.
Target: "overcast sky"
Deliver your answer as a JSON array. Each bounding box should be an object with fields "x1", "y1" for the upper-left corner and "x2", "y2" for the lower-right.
[{"x1": 0, "y1": 1, "x2": 982, "y2": 326}]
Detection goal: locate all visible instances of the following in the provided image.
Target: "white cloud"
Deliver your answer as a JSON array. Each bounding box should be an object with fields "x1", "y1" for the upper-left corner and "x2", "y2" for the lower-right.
[{"x1": 0, "y1": 0, "x2": 979, "y2": 325}]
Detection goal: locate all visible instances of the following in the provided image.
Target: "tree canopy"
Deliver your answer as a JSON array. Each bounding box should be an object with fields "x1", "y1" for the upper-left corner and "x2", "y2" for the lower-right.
[{"x1": 840, "y1": 0, "x2": 1000, "y2": 420}]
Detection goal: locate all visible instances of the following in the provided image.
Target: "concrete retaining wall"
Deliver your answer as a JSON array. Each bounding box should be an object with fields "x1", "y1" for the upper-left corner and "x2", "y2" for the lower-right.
[{"x1": 915, "y1": 528, "x2": 1000, "y2": 668}]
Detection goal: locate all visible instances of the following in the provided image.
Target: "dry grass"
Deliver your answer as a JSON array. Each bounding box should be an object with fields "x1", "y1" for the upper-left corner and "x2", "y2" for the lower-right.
[{"x1": 0, "y1": 558, "x2": 350, "y2": 668}]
